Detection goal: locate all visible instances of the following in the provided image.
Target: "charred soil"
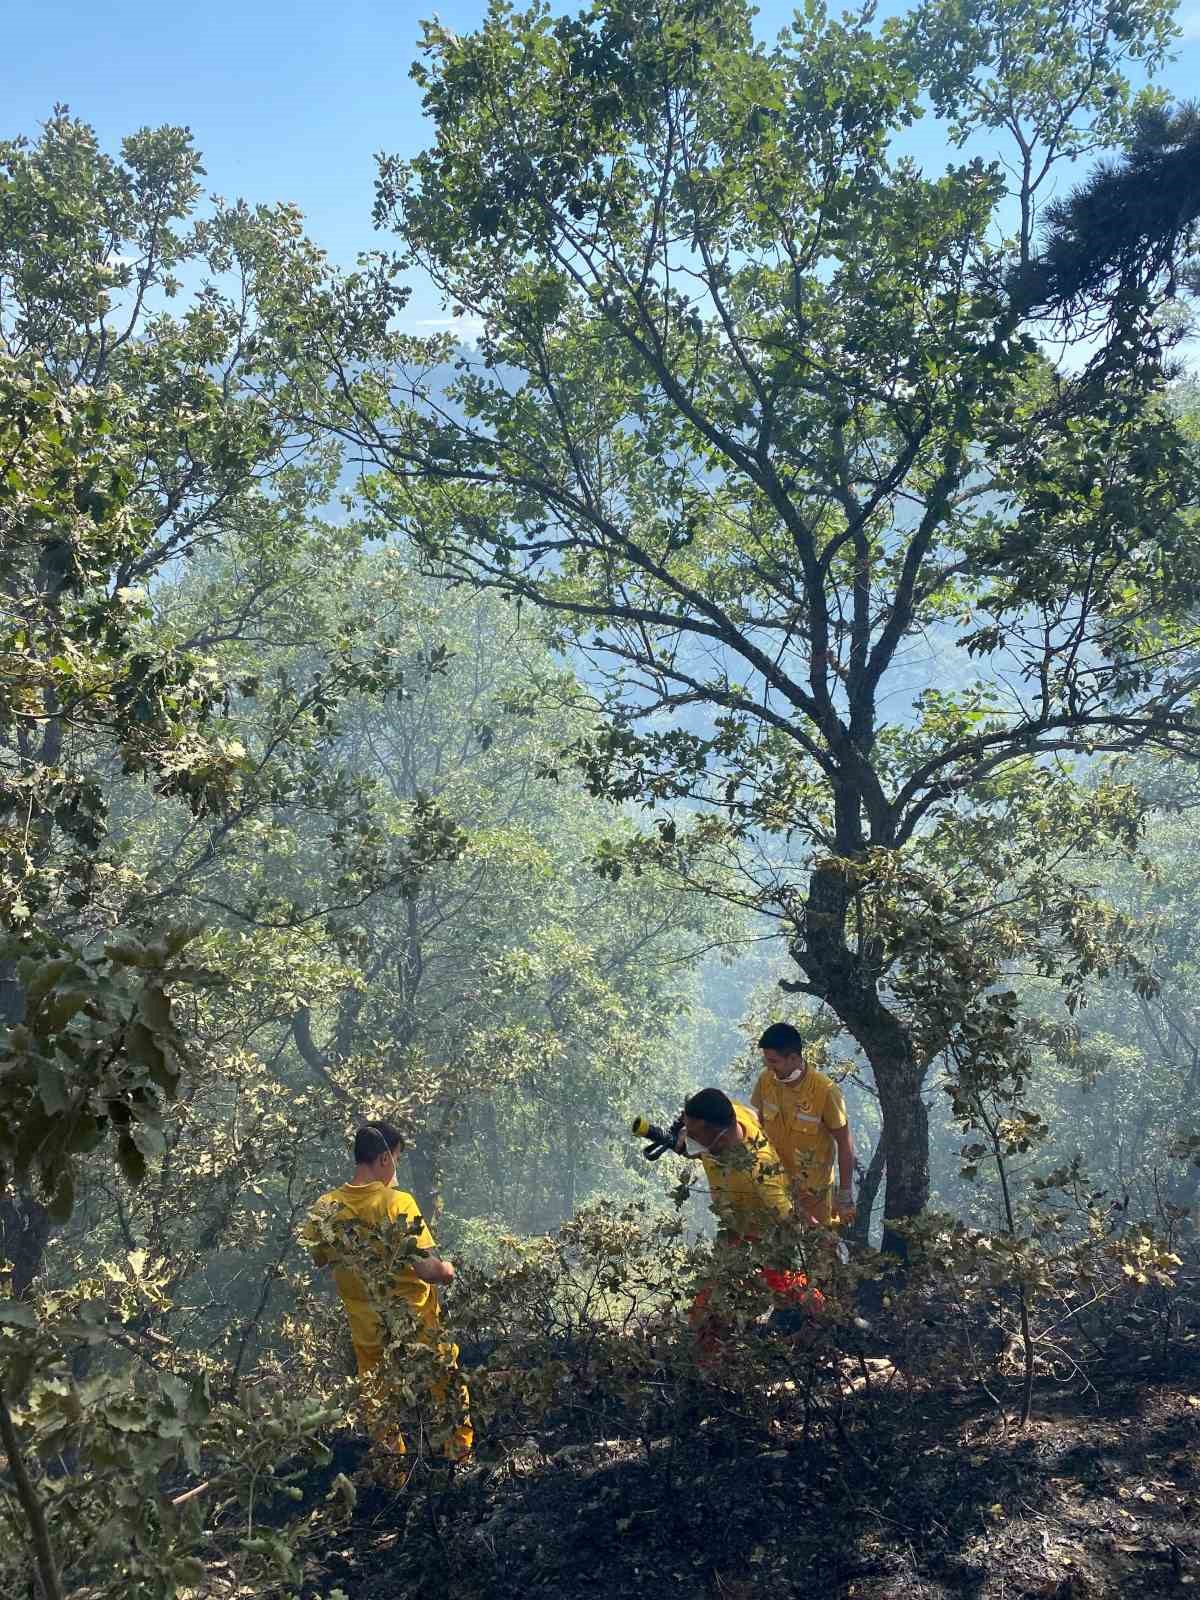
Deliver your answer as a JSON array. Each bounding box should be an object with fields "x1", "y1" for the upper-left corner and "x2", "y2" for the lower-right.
[{"x1": 290, "y1": 1339, "x2": 1200, "y2": 1600}]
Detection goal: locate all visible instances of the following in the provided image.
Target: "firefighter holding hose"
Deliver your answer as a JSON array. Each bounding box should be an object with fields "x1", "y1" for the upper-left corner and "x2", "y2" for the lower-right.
[{"x1": 636, "y1": 1087, "x2": 823, "y2": 1362}]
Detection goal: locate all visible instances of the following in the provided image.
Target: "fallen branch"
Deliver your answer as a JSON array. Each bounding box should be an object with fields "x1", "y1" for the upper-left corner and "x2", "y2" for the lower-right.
[{"x1": 171, "y1": 1478, "x2": 213, "y2": 1508}]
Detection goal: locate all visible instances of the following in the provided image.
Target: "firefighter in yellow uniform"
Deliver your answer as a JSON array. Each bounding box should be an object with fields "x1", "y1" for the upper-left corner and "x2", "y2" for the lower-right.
[
  {"x1": 681, "y1": 1091, "x2": 792, "y2": 1239},
  {"x1": 303, "y1": 1122, "x2": 472, "y2": 1460},
  {"x1": 751, "y1": 1023, "x2": 856, "y2": 1228},
  {"x1": 678, "y1": 1087, "x2": 824, "y2": 1358}
]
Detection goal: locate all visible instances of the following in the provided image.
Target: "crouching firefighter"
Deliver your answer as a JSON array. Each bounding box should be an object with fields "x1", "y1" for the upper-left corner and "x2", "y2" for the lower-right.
[
  {"x1": 638, "y1": 1089, "x2": 824, "y2": 1365},
  {"x1": 302, "y1": 1122, "x2": 472, "y2": 1462}
]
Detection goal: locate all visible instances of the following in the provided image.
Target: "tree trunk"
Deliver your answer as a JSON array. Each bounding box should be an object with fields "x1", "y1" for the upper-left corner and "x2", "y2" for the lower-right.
[
  {"x1": 1168, "y1": 1159, "x2": 1200, "y2": 1228},
  {"x1": 0, "y1": 1193, "x2": 51, "y2": 1298},
  {"x1": 563, "y1": 1122, "x2": 578, "y2": 1224},
  {"x1": 478, "y1": 1097, "x2": 503, "y2": 1211},
  {"x1": 523, "y1": 1136, "x2": 546, "y2": 1234},
  {"x1": 848, "y1": 1137, "x2": 886, "y2": 1249},
  {"x1": 873, "y1": 1058, "x2": 930, "y2": 1257},
  {"x1": 1167, "y1": 1040, "x2": 1200, "y2": 1225},
  {"x1": 0, "y1": 955, "x2": 24, "y2": 1028},
  {"x1": 2, "y1": 939, "x2": 53, "y2": 1295},
  {"x1": 407, "y1": 1142, "x2": 443, "y2": 1226},
  {"x1": 792, "y1": 858, "x2": 930, "y2": 1253},
  {"x1": 0, "y1": 1390, "x2": 64, "y2": 1600}
]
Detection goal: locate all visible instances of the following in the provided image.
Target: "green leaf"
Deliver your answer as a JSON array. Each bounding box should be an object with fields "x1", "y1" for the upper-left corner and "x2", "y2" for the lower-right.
[
  {"x1": 116, "y1": 1133, "x2": 147, "y2": 1187},
  {"x1": 159, "y1": 1372, "x2": 190, "y2": 1413},
  {"x1": 130, "y1": 1121, "x2": 166, "y2": 1160},
  {"x1": 105, "y1": 941, "x2": 151, "y2": 968},
  {"x1": 164, "y1": 923, "x2": 203, "y2": 957},
  {"x1": 37, "y1": 1060, "x2": 69, "y2": 1116},
  {"x1": 139, "y1": 986, "x2": 171, "y2": 1030},
  {"x1": 48, "y1": 1166, "x2": 76, "y2": 1222},
  {"x1": 25, "y1": 958, "x2": 73, "y2": 1004},
  {"x1": 44, "y1": 988, "x2": 90, "y2": 1031},
  {"x1": 66, "y1": 1114, "x2": 104, "y2": 1153},
  {"x1": 125, "y1": 1019, "x2": 165, "y2": 1070}
]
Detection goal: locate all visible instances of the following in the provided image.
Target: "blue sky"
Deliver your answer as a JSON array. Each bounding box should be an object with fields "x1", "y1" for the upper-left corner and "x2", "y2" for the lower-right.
[{"x1": 5, "y1": 0, "x2": 1200, "y2": 326}]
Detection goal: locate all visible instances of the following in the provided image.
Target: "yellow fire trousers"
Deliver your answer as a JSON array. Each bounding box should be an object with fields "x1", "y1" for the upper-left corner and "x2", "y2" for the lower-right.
[{"x1": 354, "y1": 1337, "x2": 473, "y2": 1461}]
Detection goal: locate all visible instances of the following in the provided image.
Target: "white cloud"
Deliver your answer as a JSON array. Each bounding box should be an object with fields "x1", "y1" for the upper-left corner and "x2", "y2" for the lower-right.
[
  {"x1": 1180, "y1": 9, "x2": 1200, "y2": 40},
  {"x1": 412, "y1": 314, "x2": 487, "y2": 338}
]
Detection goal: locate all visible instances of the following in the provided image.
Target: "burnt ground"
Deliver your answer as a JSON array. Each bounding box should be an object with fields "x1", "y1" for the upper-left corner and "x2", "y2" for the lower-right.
[{"x1": 291, "y1": 1338, "x2": 1200, "y2": 1600}]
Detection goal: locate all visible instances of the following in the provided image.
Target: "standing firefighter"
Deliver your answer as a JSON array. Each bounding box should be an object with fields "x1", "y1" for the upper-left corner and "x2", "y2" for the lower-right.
[
  {"x1": 751, "y1": 1023, "x2": 856, "y2": 1229},
  {"x1": 303, "y1": 1122, "x2": 472, "y2": 1462}
]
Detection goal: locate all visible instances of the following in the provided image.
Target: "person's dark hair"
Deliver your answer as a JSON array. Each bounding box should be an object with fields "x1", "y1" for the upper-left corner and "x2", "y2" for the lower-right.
[
  {"x1": 684, "y1": 1088, "x2": 735, "y2": 1128},
  {"x1": 758, "y1": 1021, "x2": 805, "y2": 1054},
  {"x1": 353, "y1": 1122, "x2": 403, "y2": 1164}
]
